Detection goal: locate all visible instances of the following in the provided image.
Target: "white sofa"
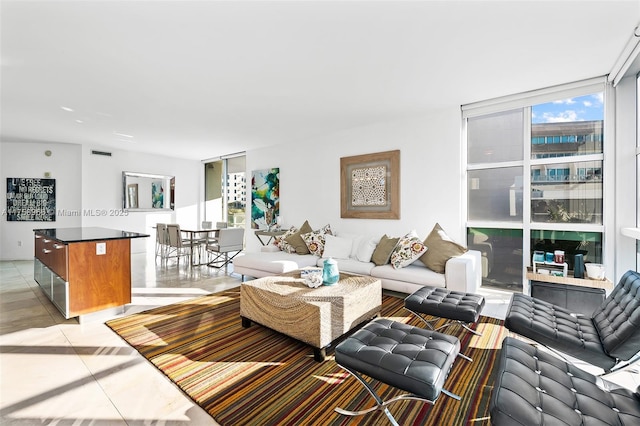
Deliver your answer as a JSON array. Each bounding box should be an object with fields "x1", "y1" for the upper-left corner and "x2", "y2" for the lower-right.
[{"x1": 233, "y1": 247, "x2": 482, "y2": 295}]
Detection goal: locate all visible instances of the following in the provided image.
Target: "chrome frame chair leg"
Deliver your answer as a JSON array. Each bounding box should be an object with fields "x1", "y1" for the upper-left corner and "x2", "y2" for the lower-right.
[
  {"x1": 334, "y1": 364, "x2": 460, "y2": 425},
  {"x1": 405, "y1": 308, "x2": 483, "y2": 336}
]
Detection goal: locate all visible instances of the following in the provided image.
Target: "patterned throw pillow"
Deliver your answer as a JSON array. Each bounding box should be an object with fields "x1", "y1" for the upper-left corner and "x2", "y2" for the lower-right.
[
  {"x1": 301, "y1": 224, "x2": 333, "y2": 256},
  {"x1": 390, "y1": 232, "x2": 428, "y2": 269},
  {"x1": 274, "y1": 226, "x2": 298, "y2": 254}
]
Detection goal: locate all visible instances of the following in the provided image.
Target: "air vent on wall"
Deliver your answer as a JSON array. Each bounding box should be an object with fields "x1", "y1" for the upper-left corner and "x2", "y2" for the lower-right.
[{"x1": 91, "y1": 150, "x2": 112, "y2": 157}]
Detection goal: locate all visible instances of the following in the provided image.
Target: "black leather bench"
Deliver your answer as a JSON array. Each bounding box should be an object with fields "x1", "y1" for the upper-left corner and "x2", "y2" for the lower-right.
[
  {"x1": 505, "y1": 270, "x2": 640, "y2": 372},
  {"x1": 490, "y1": 337, "x2": 640, "y2": 425},
  {"x1": 334, "y1": 318, "x2": 464, "y2": 425},
  {"x1": 405, "y1": 286, "x2": 486, "y2": 336}
]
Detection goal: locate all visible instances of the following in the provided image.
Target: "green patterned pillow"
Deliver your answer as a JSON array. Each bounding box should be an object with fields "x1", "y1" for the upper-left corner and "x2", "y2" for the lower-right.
[
  {"x1": 274, "y1": 226, "x2": 298, "y2": 253},
  {"x1": 301, "y1": 224, "x2": 333, "y2": 256},
  {"x1": 390, "y1": 232, "x2": 428, "y2": 269}
]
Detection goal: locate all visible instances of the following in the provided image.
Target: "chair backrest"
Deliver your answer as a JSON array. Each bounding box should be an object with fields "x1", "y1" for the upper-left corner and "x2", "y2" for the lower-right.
[
  {"x1": 216, "y1": 221, "x2": 228, "y2": 229},
  {"x1": 166, "y1": 224, "x2": 182, "y2": 248},
  {"x1": 593, "y1": 270, "x2": 640, "y2": 360},
  {"x1": 217, "y1": 228, "x2": 244, "y2": 251},
  {"x1": 156, "y1": 223, "x2": 168, "y2": 243},
  {"x1": 201, "y1": 221, "x2": 212, "y2": 229}
]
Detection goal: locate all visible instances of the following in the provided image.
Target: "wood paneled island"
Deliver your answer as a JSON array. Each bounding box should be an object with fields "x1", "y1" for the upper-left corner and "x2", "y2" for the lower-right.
[{"x1": 34, "y1": 227, "x2": 148, "y2": 320}]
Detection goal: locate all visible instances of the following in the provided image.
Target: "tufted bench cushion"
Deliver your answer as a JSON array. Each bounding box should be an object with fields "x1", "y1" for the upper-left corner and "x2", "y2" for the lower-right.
[
  {"x1": 335, "y1": 317, "x2": 460, "y2": 402},
  {"x1": 505, "y1": 292, "x2": 612, "y2": 369},
  {"x1": 490, "y1": 337, "x2": 640, "y2": 425},
  {"x1": 405, "y1": 286, "x2": 485, "y2": 324}
]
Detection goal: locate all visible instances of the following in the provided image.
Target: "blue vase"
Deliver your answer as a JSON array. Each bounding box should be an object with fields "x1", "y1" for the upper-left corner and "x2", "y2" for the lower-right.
[{"x1": 322, "y1": 258, "x2": 339, "y2": 285}]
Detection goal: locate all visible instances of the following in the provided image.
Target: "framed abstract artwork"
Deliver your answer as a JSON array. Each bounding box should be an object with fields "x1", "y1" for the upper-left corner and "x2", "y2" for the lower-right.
[
  {"x1": 340, "y1": 150, "x2": 400, "y2": 219},
  {"x1": 251, "y1": 168, "x2": 280, "y2": 229}
]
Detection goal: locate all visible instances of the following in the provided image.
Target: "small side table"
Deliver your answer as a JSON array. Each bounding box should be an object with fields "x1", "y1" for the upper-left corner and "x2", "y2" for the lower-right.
[
  {"x1": 254, "y1": 229, "x2": 286, "y2": 246},
  {"x1": 526, "y1": 268, "x2": 614, "y2": 316}
]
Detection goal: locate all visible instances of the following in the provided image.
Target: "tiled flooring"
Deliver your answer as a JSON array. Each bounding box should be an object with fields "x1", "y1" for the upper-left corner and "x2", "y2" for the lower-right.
[{"x1": 0, "y1": 254, "x2": 637, "y2": 424}]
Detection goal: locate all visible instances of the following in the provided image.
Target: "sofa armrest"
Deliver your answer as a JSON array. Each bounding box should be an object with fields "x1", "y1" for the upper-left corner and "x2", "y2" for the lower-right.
[{"x1": 445, "y1": 250, "x2": 481, "y2": 293}]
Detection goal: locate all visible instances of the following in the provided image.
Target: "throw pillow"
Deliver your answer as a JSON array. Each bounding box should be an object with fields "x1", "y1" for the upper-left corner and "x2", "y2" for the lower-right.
[
  {"x1": 390, "y1": 232, "x2": 428, "y2": 269},
  {"x1": 356, "y1": 236, "x2": 379, "y2": 262},
  {"x1": 371, "y1": 234, "x2": 400, "y2": 266},
  {"x1": 285, "y1": 220, "x2": 313, "y2": 254},
  {"x1": 274, "y1": 226, "x2": 298, "y2": 254},
  {"x1": 322, "y1": 234, "x2": 353, "y2": 259},
  {"x1": 301, "y1": 224, "x2": 333, "y2": 256},
  {"x1": 420, "y1": 223, "x2": 468, "y2": 273}
]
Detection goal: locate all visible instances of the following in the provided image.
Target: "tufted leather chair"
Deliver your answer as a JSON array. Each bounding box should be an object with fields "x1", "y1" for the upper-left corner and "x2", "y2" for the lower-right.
[
  {"x1": 490, "y1": 337, "x2": 640, "y2": 425},
  {"x1": 505, "y1": 270, "x2": 640, "y2": 372}
]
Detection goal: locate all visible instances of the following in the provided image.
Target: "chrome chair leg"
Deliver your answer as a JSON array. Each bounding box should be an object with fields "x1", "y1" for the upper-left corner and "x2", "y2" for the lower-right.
[{"x1": 334, "y1": 364, "x2": 443, "y2": 425}]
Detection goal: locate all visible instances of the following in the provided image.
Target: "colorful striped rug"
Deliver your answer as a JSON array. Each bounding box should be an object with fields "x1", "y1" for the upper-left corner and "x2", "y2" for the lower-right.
[{"x1": 106, "y1": 289, "x2": 511, "y2": 425}]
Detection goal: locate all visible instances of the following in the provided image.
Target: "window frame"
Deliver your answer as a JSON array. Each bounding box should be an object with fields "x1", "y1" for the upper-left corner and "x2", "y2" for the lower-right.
[{"x1": 462, "y1": 77, "x2": 612, "y2": 293}]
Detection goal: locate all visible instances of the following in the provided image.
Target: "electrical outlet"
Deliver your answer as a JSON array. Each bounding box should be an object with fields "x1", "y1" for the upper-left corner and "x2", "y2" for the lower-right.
[
  {"x1": 17, "y1": 240, "x2": 22, "y2": 247},
  {"x1": 96, "y1": 242, "x2": 106, "y2": 255}
]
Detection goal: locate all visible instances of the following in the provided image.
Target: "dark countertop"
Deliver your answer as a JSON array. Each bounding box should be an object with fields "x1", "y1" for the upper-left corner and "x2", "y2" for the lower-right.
[{"x1": 34, "y1": 227, "x2": 149, "y2": 243}]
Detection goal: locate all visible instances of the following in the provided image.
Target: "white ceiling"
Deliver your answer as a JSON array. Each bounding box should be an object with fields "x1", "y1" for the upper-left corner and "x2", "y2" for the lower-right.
[{"x1": 2, "y1": 1, "x2": 639, "y2": 161}]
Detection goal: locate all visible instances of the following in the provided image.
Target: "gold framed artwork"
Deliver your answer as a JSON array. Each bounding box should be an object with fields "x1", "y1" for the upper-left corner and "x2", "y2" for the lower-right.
[{"x1": 340, "y1": 150, "x2": 400, "y2": 219}]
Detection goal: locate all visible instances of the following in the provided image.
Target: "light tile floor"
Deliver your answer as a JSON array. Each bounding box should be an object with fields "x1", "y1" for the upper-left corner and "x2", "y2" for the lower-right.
[{"x1": 0, "y1": 254, "x2": 637, "y2": 424}]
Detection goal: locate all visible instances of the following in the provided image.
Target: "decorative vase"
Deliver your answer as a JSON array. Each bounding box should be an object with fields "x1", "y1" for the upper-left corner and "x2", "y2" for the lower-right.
[
  {"x1": 322, "y1": 258, "x2": 339, "y2": 285},
  {"x1": 573, "y1": 254, "x2": 584, "y2": 278}
]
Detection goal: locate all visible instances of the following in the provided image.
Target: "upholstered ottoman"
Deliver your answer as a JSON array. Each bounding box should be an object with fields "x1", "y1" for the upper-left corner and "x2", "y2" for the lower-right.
[
  {"x1": 405, "y1": 286, "x2": 485, "y2": 336},
  {"x1": 334, "y1": 318, "x2": 464, "y2": 425},
  {"x1": 490, "y1": 337, "x2": 640, "y2": 425}
]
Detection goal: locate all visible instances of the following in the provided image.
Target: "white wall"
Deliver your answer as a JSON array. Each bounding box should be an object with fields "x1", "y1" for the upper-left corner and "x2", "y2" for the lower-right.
[
  {"x1": 1, "y1": 141, "x2": 82, "y2": 259},
  {"x1": 1, "y1": 141, "x2": 202, "y2": 260},
  {"x1": 244, "y1": 109, "x2": 464, "y2": 253}
]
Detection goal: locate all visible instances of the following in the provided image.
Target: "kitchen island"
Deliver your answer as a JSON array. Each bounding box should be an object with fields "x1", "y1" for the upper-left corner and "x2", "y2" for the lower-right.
[{"x1": 34, "y1": 227, "x2": 148, "y2": 321}]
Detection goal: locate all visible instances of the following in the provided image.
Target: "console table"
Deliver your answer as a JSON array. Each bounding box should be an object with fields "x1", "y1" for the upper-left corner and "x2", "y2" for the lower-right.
[
  {"x1": 34, "y1": 227, "x2": 148, "y2": 321},
  {"x1": 526, "y1": 268, "x2": 614, "y2": 316},
  {"x1": 254, "y1": 229, "x2": 285, "y2": 246}
]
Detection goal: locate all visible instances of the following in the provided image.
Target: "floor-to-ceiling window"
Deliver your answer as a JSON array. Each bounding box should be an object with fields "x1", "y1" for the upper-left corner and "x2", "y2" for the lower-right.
[
  {"x1": 464, "y1": 78, "x2": 608, "y2": 292},
  {"x1": 204, "y1": 155, "x2": 246, "y2": 227}
]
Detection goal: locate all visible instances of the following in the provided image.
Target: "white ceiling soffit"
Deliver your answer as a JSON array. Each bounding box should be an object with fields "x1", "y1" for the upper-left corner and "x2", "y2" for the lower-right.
[{"x1": 1, "y1": 1, "x2": 639, "y2": 161}]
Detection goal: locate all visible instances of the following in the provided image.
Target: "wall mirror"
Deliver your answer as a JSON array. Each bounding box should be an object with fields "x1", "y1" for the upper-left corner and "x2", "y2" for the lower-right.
[{"x1": 122, "y1": 171, "x2": 175, "y2": 211}]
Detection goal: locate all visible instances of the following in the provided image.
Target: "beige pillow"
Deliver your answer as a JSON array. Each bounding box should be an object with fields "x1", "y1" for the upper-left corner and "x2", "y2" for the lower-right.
[
  {"x1": 420, "y1": 223, "x2": 468, "y2": 273},
  {"x1": 371, "y1": 234, "x2": 400, "y2": 266},
  {"x1": 285, "y1": 220, "x2": 313, "y2": 254}
]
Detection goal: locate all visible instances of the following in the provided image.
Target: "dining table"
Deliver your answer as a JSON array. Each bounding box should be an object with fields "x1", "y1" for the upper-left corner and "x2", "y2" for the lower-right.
[{"x1": 179, "y1": 227, "x2": 219, "y2": 266}]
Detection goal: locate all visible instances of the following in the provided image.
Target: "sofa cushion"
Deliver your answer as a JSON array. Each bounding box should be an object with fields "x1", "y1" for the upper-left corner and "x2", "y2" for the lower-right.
[
  {"x1": 371, "y1": 263, "x2": 446, "y2": 288},
  {"x1": 322, "y1": 234, "x2": 353, "y2": 259},
  {"x1": 420, "y1": 223, "x2": 468, "y2": 273},
  {"x1": 234, "y1": 251, "x2": 319, "y2": 275},
  {"x1": 285, "y1": 220, "x2": 313, "y2": 254},
  {"x1": 390, "y1": 232, "x2": 427, "y2": 269},
  {"x1": 355, "y1": 236, "x2": 379, "y2": 262},
  {"x1": 319, "y1": 257, "x2": 375, "y2": 276},
  {"x1": 371, "y1": 234, "x2": 399, "y2": 266}
]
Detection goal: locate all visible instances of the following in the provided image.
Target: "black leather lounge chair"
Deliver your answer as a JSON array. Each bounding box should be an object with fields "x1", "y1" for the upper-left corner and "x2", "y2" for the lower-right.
[
  {"x1": 505, "y1": 270, "x2": 640, "y2": 373},
  {"x1": 490, "y1": 337, "x2": 640, "y2": 425}
]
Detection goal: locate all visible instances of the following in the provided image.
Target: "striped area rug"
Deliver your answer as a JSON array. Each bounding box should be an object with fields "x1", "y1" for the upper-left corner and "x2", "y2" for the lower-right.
[{"x1": 106, "y1": 289, "x2": 510, "y2": 425}]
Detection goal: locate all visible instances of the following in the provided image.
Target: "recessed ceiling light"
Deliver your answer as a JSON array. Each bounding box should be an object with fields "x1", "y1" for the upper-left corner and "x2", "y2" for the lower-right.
[
  {"x1": 61, "y1": 106, "x2": 74, "y2": 112},
  {"x1": 114, "y1": 131, "x2": 133, "y2": 138}
]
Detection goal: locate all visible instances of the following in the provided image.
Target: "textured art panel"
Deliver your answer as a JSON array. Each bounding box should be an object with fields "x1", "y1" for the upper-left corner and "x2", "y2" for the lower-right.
[
  {"x1": 351, "y1": 165, "x2": 387, "y2": 206},
  {"x1": 340, "y1": 150, "x2": 400, "y2": 219}
]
